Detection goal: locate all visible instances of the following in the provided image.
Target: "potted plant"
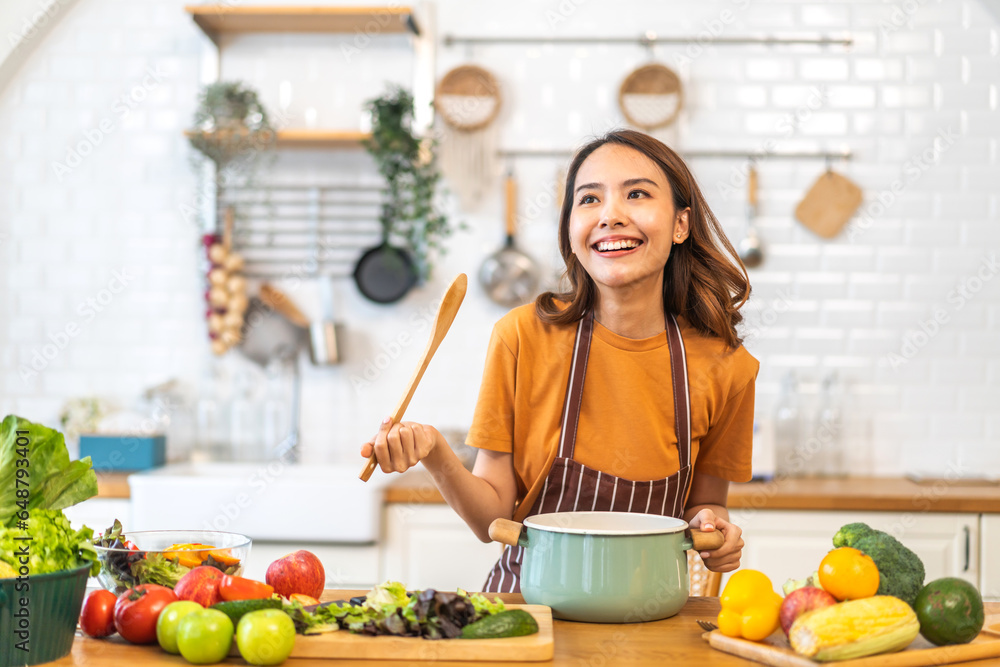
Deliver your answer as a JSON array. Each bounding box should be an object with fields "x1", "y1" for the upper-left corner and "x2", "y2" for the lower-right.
[
  {"x1": 187, "y1": 81, "x2": 275, "y2": 167},
  {"x1": 361, "y1": 86, "x2": 453, "y2": 283}
]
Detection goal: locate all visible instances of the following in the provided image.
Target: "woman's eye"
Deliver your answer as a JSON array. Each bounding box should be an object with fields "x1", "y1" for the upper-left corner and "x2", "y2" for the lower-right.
[
  {"x1": 628, "y1": 189, "x2": 649, "y2": 199},
  {"x1": 578, "y1": 194, "x2": 597, "y2": 205}
]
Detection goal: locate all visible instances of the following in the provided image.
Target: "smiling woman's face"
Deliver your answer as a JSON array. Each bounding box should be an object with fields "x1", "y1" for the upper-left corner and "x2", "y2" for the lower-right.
[{"x1": 569, "y1": 143, "x2": 688, "y2": 297}]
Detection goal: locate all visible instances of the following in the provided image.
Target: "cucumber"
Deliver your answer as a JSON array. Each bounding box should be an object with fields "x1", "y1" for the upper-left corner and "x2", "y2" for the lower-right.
[
  {"x1": 211, "y1": 598, "x2": 283, "y2": 625},
  {"x1": 460, "y1": 609, "x2": 539, "y2": 639}
]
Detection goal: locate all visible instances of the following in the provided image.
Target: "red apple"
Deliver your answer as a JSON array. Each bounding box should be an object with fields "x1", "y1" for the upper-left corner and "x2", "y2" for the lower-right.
[
  {"x1": 779, "y1": 586, "x2": 837, "y2": 635},
  {"x1": 173, "y1": 566, "x2": 224, "y2": 607},
  {"x1": 265, "y1": 550, "x2": 325, "y2": 599}
]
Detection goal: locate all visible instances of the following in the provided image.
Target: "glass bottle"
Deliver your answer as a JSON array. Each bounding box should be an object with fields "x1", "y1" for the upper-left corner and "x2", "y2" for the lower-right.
[
  {"x1": 773, "y1": 371, "x2": 802, "y2": 478},
  {"x1": 815, "y1": 372, "x2": 845, "y2": 477}
]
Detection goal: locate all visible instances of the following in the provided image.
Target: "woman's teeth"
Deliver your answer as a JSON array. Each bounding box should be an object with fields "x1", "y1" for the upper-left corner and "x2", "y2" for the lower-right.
[{"x1": 595, "y1": 239, "x2": 641, "y2": 252}]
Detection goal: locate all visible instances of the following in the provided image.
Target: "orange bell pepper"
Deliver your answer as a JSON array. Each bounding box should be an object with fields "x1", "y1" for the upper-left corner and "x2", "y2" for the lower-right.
[
  {"x1": 219, "y1": 575, "x2": 274, "y2": 601},
  {"x1": 208, "y1": 549, "x2": 241, "y2": 567}
]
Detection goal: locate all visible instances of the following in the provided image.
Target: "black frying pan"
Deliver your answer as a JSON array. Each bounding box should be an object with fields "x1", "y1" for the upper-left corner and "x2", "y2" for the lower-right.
[{"x1": 353, "y1": 242, "x2": 418, "y2": 304}]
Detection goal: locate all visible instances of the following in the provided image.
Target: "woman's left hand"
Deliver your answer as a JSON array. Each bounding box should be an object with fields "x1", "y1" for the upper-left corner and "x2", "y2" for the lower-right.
[{"x1": 688, "y1": 508, "x2": 743, "y2": 572}]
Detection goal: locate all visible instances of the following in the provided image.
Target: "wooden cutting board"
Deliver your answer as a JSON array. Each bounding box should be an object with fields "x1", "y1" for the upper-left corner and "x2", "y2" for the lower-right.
[
  {"x1": 706, "y1": 621, "x2": 1000, "y2": 667},
  {"x1": 235, "y1": 604, "x2": 553, "y2": 662},
  {"x1": 794, "y1": 170, "x2": 863, "y2": 239}
]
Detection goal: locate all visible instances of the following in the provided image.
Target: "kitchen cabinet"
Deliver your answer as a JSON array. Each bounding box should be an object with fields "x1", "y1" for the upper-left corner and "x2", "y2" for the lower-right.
[
  {"x1": 981, "y1": 514, "x2": 1000, "y2": 600},
  {"x1": 243, "y1": 542, "x2": 381, "y2": 591},
  {"x1": 381, "y1": 503, "x2": 503, "y2": 591},
  {"x1": 726, "y1": 509, "x2": 983, "y2": 595}
]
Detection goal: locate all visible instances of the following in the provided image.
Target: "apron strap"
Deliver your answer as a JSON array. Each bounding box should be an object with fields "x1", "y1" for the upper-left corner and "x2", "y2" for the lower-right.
[
  {"x1": 559, "y1": 311, "x2": 691, "y2": 469},
  {"x1": 665, "y1": 313, "x2": 692, "y2": 472},
  {"x1": 556, "y1": 311, "x2": 593, "y2": 460}
]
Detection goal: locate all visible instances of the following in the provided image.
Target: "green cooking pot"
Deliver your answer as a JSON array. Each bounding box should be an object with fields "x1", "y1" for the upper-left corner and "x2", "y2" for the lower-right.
[{"x1": 489, "y1": 511, "x2": 723, "y2": 623}]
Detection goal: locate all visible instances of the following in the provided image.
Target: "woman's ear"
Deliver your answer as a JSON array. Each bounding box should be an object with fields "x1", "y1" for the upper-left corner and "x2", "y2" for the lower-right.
[{"x1": 674, "y1": 207, "x2": 691, "y2": 243}]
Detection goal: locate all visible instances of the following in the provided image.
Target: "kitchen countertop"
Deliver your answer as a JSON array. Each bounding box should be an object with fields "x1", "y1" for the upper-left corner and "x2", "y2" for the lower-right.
[
  {"x1": 59, "y1": 592, "x2": 1000, "y2": 666},
  {"x1": 95, "y1": 469, "x2": 1000, "y2": 513},
  {"x1": 383, "y1": 470, "x2": 1000, "y2": 513}
]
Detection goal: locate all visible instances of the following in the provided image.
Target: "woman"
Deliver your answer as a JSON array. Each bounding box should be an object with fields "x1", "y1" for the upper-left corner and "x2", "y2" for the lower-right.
[{"x1": 361, "y1": 129, "x2": 757, "y2": 593}]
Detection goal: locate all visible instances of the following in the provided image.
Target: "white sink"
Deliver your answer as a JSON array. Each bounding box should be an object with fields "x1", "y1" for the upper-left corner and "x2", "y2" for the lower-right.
[{"x1": 128, "y1": 462, "x2": 390, "y2": 544}]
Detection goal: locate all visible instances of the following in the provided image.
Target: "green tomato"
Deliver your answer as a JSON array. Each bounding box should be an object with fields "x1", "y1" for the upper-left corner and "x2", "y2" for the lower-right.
[
  {"x1": 156, "y1": 601, "x2": 203, "y2": 654},
  {"x1": 236, "y1": 609, "x2": 296, "y2": 666},
  {"x1": 176, "y1": 608, "x2": 234, "y2": 664}
]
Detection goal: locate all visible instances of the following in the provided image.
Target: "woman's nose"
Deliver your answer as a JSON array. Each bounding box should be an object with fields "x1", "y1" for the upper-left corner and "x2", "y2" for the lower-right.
[{"x1": 599, "y1": 199, "x2": 627, "y2": 227}]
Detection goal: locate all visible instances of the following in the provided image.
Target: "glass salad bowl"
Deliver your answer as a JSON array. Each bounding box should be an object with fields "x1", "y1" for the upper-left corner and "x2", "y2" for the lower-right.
[{"x1": 92, "y1": 528, "x2": 252, "y2": 596}]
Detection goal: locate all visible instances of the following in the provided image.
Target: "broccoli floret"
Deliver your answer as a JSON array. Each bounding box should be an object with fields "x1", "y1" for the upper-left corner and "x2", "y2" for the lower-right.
[
  {"x1": 832, "y1": 522, "x2": 876, "y2": 548},
  {"x1": 832, "y1": 522, "x2": 926, "y2": 607}
]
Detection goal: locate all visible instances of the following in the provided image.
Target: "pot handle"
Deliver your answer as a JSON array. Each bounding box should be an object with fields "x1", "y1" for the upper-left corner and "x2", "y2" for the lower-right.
[
  {"x1": 686, "y1": 529, "x2": 725, "y2": 552},
  {"x1": 488, "y1": 518, "x2": 528, "y2": 548}
]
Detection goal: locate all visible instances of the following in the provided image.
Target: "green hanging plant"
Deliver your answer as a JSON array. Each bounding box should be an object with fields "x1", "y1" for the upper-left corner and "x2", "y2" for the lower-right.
[
  {"x1": 187, "y1": 81, "x2": 275, "y2": 167},
  {"x1": 363, "y1": 86, "x2": 453, "y2": 280}
]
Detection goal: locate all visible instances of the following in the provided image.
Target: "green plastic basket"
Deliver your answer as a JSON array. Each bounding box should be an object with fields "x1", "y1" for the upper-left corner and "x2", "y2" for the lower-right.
[{"x1": 0, "y1": 561, "x2": 91, "y2": 667}]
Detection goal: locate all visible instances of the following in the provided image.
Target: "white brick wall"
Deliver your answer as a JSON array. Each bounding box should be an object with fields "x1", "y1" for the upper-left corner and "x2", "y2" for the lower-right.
[{"x1": 0, "y1": 0, "x2": 997, "y2": 477}]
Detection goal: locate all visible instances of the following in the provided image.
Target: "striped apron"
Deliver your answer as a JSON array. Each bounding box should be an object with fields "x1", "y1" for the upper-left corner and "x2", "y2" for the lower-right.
[{"x1": 483, "y1": 310, "x2": 693, "y2": 594}]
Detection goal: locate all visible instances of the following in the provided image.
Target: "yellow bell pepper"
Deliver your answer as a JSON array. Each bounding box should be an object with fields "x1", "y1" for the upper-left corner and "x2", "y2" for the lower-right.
[
  {"x1": 717, "y1": 569, "x2": 783, "y2": 641},
  {"x1": 163, "y1": 542, "x2": 217, "y2": 569}
]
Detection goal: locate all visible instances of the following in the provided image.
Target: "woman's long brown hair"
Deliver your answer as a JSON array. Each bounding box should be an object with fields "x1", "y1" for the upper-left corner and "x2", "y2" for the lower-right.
[{"x1": 535, "y1": 129, "x2": 750, "y2": 348}]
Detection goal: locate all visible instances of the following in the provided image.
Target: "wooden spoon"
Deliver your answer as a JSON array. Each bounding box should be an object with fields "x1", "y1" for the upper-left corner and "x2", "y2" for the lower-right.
[
  {"x1": 259, "y1": 283, "x2": 310, "y2": 328},
  {"x1": 359, "y1": 273, "x2": 468, "y2": 482}
]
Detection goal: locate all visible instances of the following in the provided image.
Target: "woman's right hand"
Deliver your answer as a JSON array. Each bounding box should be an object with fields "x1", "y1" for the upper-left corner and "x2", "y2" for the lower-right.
[{"x1": 360, "y1": 417, "x2": 442, "y2": 474}]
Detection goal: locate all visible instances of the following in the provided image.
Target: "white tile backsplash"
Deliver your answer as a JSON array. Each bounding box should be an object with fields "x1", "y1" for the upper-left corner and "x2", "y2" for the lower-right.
[{"x1": 0, "y1": 0, "x2": 997, "y2": 475}]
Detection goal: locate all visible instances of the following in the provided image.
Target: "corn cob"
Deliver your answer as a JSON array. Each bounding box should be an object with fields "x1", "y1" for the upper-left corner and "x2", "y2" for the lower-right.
[{"x1": 789, "y1": 595, "x2": 919, "y2": 662}]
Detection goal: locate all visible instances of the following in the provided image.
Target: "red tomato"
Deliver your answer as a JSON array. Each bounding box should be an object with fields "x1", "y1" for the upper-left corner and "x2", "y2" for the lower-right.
[
  {"x1": 113, "y1": 584, "x2": 178, "y2": 644},
  {"x1": 219, "y1": 574, "x2": 274, "y2": 601},
  {"x1": 79, "y1": 590, "x2": 117, "y2": 638}
]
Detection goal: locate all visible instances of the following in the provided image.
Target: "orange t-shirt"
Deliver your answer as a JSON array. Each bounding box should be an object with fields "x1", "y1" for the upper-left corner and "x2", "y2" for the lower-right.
[{"x1": 466, "y1": 304, "x2": 759, "y2": 522}]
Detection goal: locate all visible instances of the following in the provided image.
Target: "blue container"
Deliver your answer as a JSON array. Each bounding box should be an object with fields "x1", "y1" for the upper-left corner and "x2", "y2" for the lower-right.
[{"x1": 79, "y1": 434, "x2": 165, "y2": 473}]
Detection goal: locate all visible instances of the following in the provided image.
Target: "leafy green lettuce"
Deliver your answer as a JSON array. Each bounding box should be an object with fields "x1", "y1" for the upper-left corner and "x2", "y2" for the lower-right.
[
  {"x1": 0, "y1": 415, "x2": 100, "y2": 575},
  {"x1": 0, "y1": 508, "x2": 98, "y2": 575},
  {"x1": 0, "y1": 415, "x2": 98, "y2": 522}
]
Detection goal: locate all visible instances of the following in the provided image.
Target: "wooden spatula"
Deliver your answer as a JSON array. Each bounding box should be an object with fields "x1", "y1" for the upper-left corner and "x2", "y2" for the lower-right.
[
  {"x1": 794, "y1": 169, "x2": 863, "y2": 239},
  {"x1": 359, "y1": 273, "x2": 468, "y2": 482}
]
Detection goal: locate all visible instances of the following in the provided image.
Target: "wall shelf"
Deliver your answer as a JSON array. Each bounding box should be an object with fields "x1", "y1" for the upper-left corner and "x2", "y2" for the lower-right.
[
  {"x1": 184, "y1": 5, "x2": 419, "y2": 44},
  {"x1": 184, "y1": 129, "x2": 370, "y2": 150},
  {"x1": 273, "y1": 129, "x2": 370, "y2": 148}
]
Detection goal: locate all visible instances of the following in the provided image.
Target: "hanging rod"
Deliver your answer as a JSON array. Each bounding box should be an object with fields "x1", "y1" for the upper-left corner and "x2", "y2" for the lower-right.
[
  {"x1": 444, "y1": 34, "x2": 853, "y2": 48},
  {"x1": 497, "y1": 148, "x2": 853, "y2": 161}
]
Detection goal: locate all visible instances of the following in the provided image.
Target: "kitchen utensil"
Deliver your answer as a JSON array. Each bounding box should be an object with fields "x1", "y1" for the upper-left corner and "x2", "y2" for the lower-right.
[
  {"x1": 310, "y1": 275, "x2": 341, "y2": 365},
  {"x1": 478, "y1": 172, "x2": 539, "y2": 307},
  {"x1": 359, "y1": 273, "x2": 468, "y2": 482},
  {"x1": 795, "y1": 168, "x2": 863, "y2": 239},
  {"x1": 353, "y1": 242, "x2": 418, "y2": 304},
  {"x1": 259, "y1": 283, "x2": 310, "y2": 328},
  {"x1": 224, "y1": 604, "x2": 553, "y2": 661},
  {"x1": 618, "y1": 63, "x2": 684, "y2": 130},
  {"x1": 435, "y1": 64, "x2": 502, "y2": 211},
  {"x1": 705, "y1": 624, "x2": 1000, "y2": 667},
  {"x1": 738, "y1": 164, "x2": 764, "y2": 268},
  {"x1": 237, "y1": 296, "x2": 307, "y2": 367},
  {"x1": 696, "y1": 620, "x2": 718, "y2": 632},
  {"x1": 488, "y1": 511, "x2": 724, "y2": 623}
]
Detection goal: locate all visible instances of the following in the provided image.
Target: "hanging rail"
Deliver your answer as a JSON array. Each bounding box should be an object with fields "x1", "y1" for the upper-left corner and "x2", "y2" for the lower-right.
[
  {"x1": 444, "y1": 34, "x2": 853, "y2": 48},
  {"x1": 497, "y1": 148, "x2": 853, "y2": 161}
]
